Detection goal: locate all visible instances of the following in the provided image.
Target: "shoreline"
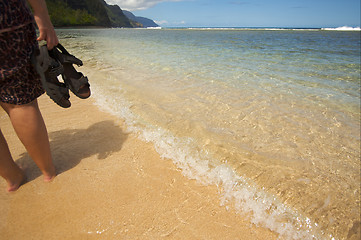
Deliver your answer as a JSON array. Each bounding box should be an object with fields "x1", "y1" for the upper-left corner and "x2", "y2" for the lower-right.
[
  {"x1": 0, "y1": 95, "x2": 279, "y2": 239},
  {"x1": 53, "y1": 26, "x2": 361, "y2": 31}
]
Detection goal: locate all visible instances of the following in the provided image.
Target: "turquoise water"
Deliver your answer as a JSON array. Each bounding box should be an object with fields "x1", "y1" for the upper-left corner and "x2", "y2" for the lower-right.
[{"x1": 57, "y1": 28, "x2": 360, "y2": 240}]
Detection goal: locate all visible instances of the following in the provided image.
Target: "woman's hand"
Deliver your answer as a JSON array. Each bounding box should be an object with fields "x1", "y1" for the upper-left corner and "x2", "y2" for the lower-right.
[
  {"x1": 36, "y1": 23, "x2": 58, "y2": 49},
  {"x1": 27, "y1": 0, "x2": 59, "y2": 49}
]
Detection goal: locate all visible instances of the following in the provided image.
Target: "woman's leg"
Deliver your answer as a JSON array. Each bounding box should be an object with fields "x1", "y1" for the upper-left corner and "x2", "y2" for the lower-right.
[
  {"x1": 0, "y1": 99, "x2": 56, "y2": 183},
  {"x1": 0, "y1": 130, "x2": 25, "y2": 192}
]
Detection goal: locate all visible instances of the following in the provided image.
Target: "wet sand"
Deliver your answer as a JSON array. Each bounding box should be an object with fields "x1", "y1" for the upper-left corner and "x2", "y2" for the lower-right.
[{"x1": 0, "y1": 94, "x2": 279, "y2": 239}]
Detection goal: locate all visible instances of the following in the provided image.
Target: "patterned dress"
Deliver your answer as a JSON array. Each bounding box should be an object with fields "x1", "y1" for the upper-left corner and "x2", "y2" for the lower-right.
[{"x1": 0, "y1": 0, "x2": 44, "y2": 105}]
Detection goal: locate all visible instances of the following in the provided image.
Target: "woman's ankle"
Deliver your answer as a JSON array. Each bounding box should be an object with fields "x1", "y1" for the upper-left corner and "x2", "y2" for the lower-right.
[
  {"x1": 43, "y1": 167, "x2": 56, "y2": 182},
  {"x1": 6, "y1": 170, "x2": 26, "y2": 192}
]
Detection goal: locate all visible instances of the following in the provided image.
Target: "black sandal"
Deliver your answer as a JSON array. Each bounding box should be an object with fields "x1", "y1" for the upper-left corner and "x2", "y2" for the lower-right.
[
  {"x1": 51, "y1": 44, "x2": 91, "y2": 99},
  {"x1": 31, "y1": 45, "x2": 71, "y2": 108}
]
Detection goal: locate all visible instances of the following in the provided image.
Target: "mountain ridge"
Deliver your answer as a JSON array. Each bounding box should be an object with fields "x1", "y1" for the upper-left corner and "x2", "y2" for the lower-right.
[
  {"x1": 45, "y1": 0, "x2": 158, "y2": 28},
  {"x1": 122, "y1": 10, "x2": 159, "y2": 28}
]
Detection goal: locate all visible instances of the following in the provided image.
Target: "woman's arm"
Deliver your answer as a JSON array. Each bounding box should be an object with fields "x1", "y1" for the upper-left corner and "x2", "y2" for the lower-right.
[{"x1": 27, "y1": 0, "x2": 58, "y2": 49}]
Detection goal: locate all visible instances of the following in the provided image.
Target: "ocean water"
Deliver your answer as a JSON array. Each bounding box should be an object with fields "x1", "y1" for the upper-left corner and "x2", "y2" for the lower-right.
[{"x1": 56, "y1": 28, "x2": 360, "y2": 240}]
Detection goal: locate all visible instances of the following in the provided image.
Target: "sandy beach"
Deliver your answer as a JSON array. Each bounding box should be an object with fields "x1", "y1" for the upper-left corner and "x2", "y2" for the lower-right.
[{"x1": 0, "y1": 94, "x2": 279, "y2": 239}]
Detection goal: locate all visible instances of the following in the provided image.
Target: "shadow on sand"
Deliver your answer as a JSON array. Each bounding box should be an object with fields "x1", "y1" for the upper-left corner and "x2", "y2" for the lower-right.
[{"x1": 16, "y1": 120, "x2": 128, "y2": 182}]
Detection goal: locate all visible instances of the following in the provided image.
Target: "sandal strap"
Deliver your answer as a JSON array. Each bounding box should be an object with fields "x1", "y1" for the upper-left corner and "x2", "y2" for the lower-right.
[
  {"x1": 51, "y1": 43, "x2": 83, "y2": 66},
  {"x1": 34, "y1": 45, "x2": 52, "y2": 72},
  {"x1": 46, "y1": 82, "x2": 69, "y2": 100},
  {"x1": 61, "y1": 54, "x2": 83, "y2": 66},
  {"x1": 47, "y1": 62, "x2": 64, "y2": 79},
  {"x1": 64, "y1": 74, "x2": 89, "y2": 92}
]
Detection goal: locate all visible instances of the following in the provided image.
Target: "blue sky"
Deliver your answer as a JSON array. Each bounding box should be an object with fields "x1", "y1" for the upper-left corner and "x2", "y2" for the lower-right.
[{"x1": 105, "y1": 0, "x2": 361, "y2": 28}]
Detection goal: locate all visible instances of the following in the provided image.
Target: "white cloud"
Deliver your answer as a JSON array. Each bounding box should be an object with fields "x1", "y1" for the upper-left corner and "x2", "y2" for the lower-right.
[
  {"x1": 105, "y1": 0, "x2": 182, "y2": 11},
  {"x1": 154, "y1": 20, "x2": 186, "y2": 26},
  {"x1": 154, "y1": 20, "x2": 169, "y2": 25}
]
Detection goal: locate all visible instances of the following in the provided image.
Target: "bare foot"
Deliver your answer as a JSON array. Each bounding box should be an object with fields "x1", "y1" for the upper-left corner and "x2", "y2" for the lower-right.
[
  {"x1": 43, "y1": 174, "x2": 56, "y2": 182},
  {"x1": 43, "y1": 167, "x2": 57, "y2": 182},
  {"x1": 7, "y1": 170, "x2": 26, "y2": 192}
]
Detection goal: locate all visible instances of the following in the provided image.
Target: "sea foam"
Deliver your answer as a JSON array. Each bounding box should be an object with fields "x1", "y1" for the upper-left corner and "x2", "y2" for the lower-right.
[
  {"x1": 90, "y1": 83, "x2": 331, "y2": 240},
  {"x1": 322, "y1": 26, "x2": 361, "y2": 31}
]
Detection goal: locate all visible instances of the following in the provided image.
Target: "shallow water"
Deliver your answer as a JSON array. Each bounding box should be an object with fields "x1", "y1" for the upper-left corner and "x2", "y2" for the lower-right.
[{"x1": 57, "y1": 28, "x2": 360, "y2": 239}]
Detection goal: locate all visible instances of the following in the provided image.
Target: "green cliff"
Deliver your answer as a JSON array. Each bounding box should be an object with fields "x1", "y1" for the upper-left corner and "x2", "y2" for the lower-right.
[{"x1": 45, "y1": 0, "x2": 133, "y2": 27}]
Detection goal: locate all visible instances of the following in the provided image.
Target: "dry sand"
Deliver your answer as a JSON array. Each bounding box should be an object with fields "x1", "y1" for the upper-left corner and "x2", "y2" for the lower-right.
[{"x1": 0, "y1": 94, "x2": 279, "y2": 239}]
